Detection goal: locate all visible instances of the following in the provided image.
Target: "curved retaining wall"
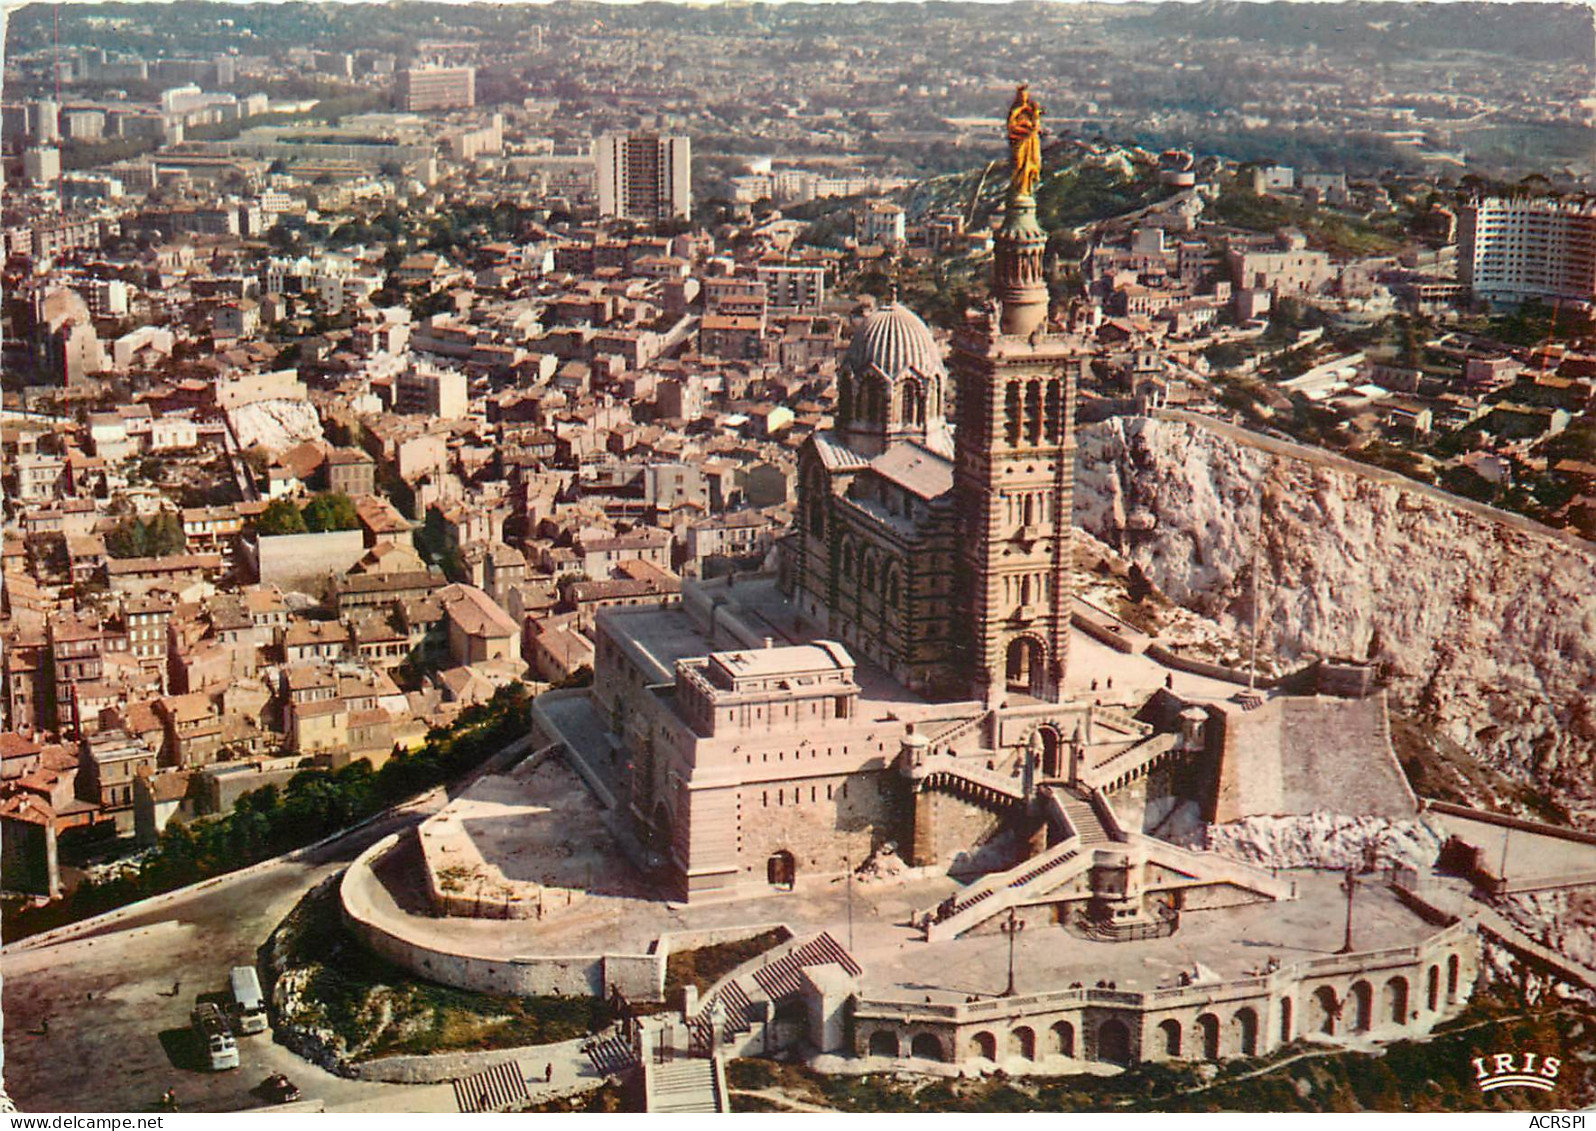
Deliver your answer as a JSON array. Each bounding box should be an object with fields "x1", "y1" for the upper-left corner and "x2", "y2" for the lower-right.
[{"x1": 340, "y1": 833, "x2": 663, "y2": 1001}]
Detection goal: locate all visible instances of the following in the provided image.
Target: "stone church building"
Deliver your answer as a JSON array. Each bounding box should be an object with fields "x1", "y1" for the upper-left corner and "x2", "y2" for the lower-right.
[{"x1": 579, "y1": 116, "x2": 1420, "y2": 930}]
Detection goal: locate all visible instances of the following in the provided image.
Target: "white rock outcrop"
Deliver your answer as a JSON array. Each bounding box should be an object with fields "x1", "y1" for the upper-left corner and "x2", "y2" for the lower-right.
[
  {"x1": 1497, "y1": 889, "x2": 1596, "y2": 973},
  {"x1": 1203, "y1": 812, "x2": 1448, "y2": 872},
  {"x1": 229, "y1": 397, "x2": 324, "y2": 452},
  {"x1": 1075, "y1": 415, "x2": 1596, "y2": 807}
]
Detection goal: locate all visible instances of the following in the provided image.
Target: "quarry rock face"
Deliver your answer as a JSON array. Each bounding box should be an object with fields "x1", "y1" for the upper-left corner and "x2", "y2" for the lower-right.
[
  {"x1": 1076, "y1": 415, "x2": 1596, "y2": 811},
  {"x1": 229, "y1": 397, "x2": 325, "y2": 452},
  {"x1": 1203, "y1": 811, "x2": 1448, "y2": 873}
]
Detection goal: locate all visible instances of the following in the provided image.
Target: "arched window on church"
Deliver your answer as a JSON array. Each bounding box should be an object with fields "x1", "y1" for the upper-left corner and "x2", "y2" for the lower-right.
[
  {"x1": 1005, "y1": 383, "x2": 1021, "y2": 447},
  {"x1": 841, "y1": 542, "x2": 856, "y2": 578},
  {"x1": 1025, "y1": 382, "x2": 1043, "y2": 446},
  {"x1": 863, "y1": 554, "x2": 877, "y2": 591},
  {"x1": 1045, "y1": 380, "x2": 1062, "y2": 443},
  {"x1": 887, "y1": 571, "x2": 901, "y2": 607},
  {"x1": 901, "y1": 381, "x2": 923, "y2": 428}
]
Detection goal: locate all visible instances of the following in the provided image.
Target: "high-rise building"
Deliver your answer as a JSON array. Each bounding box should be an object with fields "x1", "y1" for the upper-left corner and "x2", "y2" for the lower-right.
[
  {"x1": 396, "y1": 65, "x2": 476, "y2": 112},
  {"x1": 758, "y1": 264, "x2": 827, "y2": 312},
  {"x1": 23, "y1": 147, "x2": 60, "y2": 188},
  {"x1": 594, "y1": 134, "x2": 691, "y2": 223},
  {"x1": 27, "y1": 100, "x2": 59, "y2": 143},
  {"x1": 1458, "y1": 196, "x2": 1596, "y2": 307},
  {"x1": 394, "y1": 362, "x2": 468, "y2": 419}
]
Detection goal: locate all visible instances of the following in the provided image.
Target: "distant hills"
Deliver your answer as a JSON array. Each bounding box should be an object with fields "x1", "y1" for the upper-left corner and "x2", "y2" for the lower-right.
[
  {"x1": 9, "y1": 0, "x2": 1595, "y2": 66},
  {"x1": 1128, "y1": 1, "x2": 1594, "y2": 65}
]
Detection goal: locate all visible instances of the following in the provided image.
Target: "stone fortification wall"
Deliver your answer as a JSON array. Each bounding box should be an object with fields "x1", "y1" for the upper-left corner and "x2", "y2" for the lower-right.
[
  {"x1": 340, "y1": 833, "x2": 663, "y2": 1001},
  {"x1": 1209, "y1": 692, "x2": 1415, "y2": 823}
]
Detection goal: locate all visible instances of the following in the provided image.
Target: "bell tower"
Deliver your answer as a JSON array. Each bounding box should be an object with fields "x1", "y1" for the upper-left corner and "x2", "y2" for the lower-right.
[{"x1": 952, "y1": 85, "x2": 1082, "y2": 705}]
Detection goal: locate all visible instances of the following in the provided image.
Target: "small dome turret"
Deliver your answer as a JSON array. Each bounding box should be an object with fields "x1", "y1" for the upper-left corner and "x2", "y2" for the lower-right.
[{"x1": 837, "y1": 302, "x2": 948, "y2": 457}]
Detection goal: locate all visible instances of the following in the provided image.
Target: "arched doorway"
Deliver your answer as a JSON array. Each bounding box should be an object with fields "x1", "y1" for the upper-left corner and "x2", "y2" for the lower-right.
[
  {"x1": 766, "y1": 850, "x2": 796, "y2": 890},
  {"x1": 1446, "y1": 954, "x2": 1460, "y2": 1001},
  {"x1": 1037, "y1": 726, "x2": 1063, "y2": 780},
  {"x1": 1383, "y1": 977, "x2": 1409, "y2": 1027},
  {"x1": 971, "y1": 1031, "x2": 998, "y2": 1061},
  {"x1": 1309, "y1": 986, "x2": 1339, "y2": 1035},
  {"x1": 1158, "y1": 1019, "x2": 1182, "y2": 1058},
  {"x1": 868, "y1": 1030, "x2": 900, "y2": 1058},
  {"x1": 1011, "y1": 1027, "x2": 1036, "y2": 1061},
  {"x1": 1097, "y1": 1019, "x2": 1131, "y2": 1065},
  {"x1": 1279, "y1": 997, "x2": 1293, "y2": 1043},
  {"x1": 1426, "y1": 965, "x2": 1440, "y2": 1012},
  {"x1": 1196, "y1": 1013, "x2": 1221, "y2": 1060},
  {"x1": 910, "y1": 1032, "x2": 945, "y2": 1061},
  {"x1": 1052, "y1": 1021, "x2": 1075, "y2": 1058},
  {"x1": 1005, "y1": 636, "x2": 1045, "y2": 695},
  {"x1": 1232, "y1": 1007, "x2": 1259, "y2": 1057},
  {"x1": 1349, "y1": 981, "x2": 1374, "y2": 1033}
]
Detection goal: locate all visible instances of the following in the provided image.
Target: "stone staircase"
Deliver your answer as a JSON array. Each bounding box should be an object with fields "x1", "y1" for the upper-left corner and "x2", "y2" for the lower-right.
[
  {"x1": 1051, "y1": 785, "x2": 1118, "y2": 845},
  {"x1": 643, "y1": 1056, "x2": 727, "y2": 1113},
  {"x1": 452, "y1": 1062, "x2": 530, "y2": 1113},
  {"x1": 1081, "y1": 731, "x2": 1181, "y2": 790},
  {"x1": 922, "y1": 837, "x2": 1095, "y2": 942},
  {"x1": 1135, "y1": 837, "x2": 1296, "y2": 901},
  {"x1": 928, "y1": 709, "x2": 991, "y2": 752},
  {"x1": 750, "y1": 931, "x2": 862, "y2": 999},
  {"x1": 688, "y1": 931, "x2": 861, "y2": 1053},
  {"x1": 916, "y1": 753, "x2": 1027, "y2": 805},
  {"x1": 582, "y1": 1029, "x2": 640, "y2": 1077}
]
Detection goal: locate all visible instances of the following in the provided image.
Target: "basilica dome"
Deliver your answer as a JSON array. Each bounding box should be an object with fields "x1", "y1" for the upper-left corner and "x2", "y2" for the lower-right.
[{"x1": 844, "y1": 302, "x2": 946, "y2": 380}]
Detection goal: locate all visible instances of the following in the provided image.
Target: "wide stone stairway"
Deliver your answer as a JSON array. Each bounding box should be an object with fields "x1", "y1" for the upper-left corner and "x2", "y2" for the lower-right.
[{"x1": 643, "y1": 1057, "x2": 727, "y2": 1113}]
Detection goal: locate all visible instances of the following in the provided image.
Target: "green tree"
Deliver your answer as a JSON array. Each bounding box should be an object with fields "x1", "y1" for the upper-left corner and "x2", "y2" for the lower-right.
[
  {"x1": 301, "y1": 492, "x2": 359, "y2": 533},
  {"x1": 258, "y1": 498, "x2": 308, "y2": 536},
  {"x1": 105, "y1": 515, "x2": 149, "y2": 559},
  {"x1": 148, "y1": 510, "x2": 185, "y2": 555}
]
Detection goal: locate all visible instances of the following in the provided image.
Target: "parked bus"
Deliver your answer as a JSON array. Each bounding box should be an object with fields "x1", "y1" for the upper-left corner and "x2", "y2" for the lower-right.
[
  {"x1": 191, "y1": 1002, "x2": 239, "y2": 1071},
  {"x1": 229, "y1": 966, "x2": 268, "y2": 1036}
]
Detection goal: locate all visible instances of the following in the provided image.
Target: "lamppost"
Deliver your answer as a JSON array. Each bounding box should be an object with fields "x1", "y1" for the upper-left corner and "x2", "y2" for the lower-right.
[
  {"x1": 845, "y1": 856, "x2": 854, "y2": 952},
  {"x1": 1337, "y1": 866, "x2": 1357, "y2": 955},
  {"x1": 1001, "y1": 907, "x2": 1026, "y2": 996}
]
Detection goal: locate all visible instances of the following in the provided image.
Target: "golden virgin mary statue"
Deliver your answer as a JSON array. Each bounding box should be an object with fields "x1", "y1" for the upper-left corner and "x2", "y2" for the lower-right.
[{"x1": 1006, "y1": 83, "x2": 1043, "y2": 198}]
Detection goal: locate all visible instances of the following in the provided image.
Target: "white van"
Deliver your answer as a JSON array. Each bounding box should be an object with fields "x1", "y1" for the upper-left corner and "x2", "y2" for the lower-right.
[{"x1": 229, "y1": 966, "x2": 268, "y2": 1036}]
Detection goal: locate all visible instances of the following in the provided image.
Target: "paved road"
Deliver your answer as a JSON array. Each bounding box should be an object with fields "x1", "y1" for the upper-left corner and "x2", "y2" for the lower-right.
[{"x1": 2, "y1": 795, "x2": 449, "y2": 1113}]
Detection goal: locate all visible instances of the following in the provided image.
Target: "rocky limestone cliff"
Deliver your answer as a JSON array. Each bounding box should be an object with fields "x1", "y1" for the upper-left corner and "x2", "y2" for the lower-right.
[
  {"x1": 229, "y1": 397, "x2": 324, "y2": 452},
  {"x1": 1201, "y1": 812, "x2": 1448, "y2": 873},
  {"x1": 1075, "y1": 414, "x2": 1596, "y2": 813}
]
